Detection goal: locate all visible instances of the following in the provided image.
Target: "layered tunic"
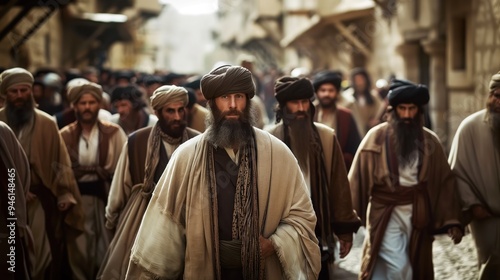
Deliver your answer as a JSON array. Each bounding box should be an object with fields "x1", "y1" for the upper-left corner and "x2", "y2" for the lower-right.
[
  {"x1": 0, "y1": 108, "x2": 84, "y2": 280},
  {"x1": 349, "y1": 123, "x2": 463, "y2": 280},
  {"x1": 126, "y1": 128, "x2": 321, "y2": 279},
  {"x1": 60, "y1": 120, "x2": 126, "y2": 280},
  {"x1": 98, "y1": 126, "x2": 199, "y2": 280},
  {"x1": 448, "y1": 109, "x2": 500, "y2": 279}
]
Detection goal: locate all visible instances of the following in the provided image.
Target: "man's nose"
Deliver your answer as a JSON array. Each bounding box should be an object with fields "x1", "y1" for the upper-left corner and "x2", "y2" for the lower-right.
[
  {"x1": 298, "y1": 102, "x2": 304, "y2": 111},
  {"x1": 229, "y1": 96, "x2": 237, "y2": 108}
]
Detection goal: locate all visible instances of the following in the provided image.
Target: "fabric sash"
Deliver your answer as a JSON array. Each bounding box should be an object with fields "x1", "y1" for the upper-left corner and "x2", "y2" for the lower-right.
[{"x1": 219, "y1": 239, "x2": 243, "y2": 269}]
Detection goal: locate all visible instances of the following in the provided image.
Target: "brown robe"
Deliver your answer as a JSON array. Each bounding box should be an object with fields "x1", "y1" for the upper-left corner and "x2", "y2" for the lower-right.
[{"x1": 349, "y1": 123, "x2": 463, "y2": 280}]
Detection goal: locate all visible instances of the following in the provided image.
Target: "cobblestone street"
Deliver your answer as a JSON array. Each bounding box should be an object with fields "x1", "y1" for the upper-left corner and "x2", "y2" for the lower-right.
[{"x1": 332, "y1": 228, "x2": 479, "y2": 280}]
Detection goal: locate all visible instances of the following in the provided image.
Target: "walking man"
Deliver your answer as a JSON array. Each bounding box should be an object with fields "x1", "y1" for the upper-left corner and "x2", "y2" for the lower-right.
[
  {"x1": 267, "y1": 76, "x2": 361, "y2": 279},
  {"x1": 126, "y1": 65, "x2": 320, "y2": 279},
  {"x1": 60, "y1": 80, "x2": 126, "y2": 279},
  {"x1": 349, "y1": 79, "x2": 464, "y2": 280},
  {"x1": 448, "y1": 71, "x2": 500, "y2": 279}
]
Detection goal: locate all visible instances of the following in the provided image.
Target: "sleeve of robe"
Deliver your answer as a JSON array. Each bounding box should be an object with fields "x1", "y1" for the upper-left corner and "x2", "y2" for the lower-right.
[{"x1": 105, "y1": 143, "x2": 133, "y2": 230}]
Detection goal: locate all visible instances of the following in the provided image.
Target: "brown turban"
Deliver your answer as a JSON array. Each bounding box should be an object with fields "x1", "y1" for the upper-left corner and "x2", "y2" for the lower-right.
[
  {"x1": 274, "y1": 76, "x2": 314, "y2": 104},
  {"x1": 67, "y1": 80, "x2": 103, "y2": 104},
  {"x1": 200, "y1": 65, "x2": 255, "y2": 100},
  {"x1": 489, "y1": 71, "x2": 500, "y2": 91},
  {"x1": 0, "y1": 67, "x2": 34, "y2": 98},
  {"x1": 150, "y1": 85, "x2": 188, "y2": 111}
]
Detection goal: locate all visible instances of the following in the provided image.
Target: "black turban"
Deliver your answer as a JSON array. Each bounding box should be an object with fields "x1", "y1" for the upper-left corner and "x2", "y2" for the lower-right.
[
  {"x1": 274, "y1": 76, "x2": 314, "y2": 104},
  {"x1": 387, "y1": 79, "x2": 429, "y2": 107},
  {"x1": 200, "y1": 65, "x2": 255, "y2": 100},
  {"x1": 111, "y1": 85, "x2": 143, "y2": 106},
  {"x1": 312, "y1": 71, "x2": 342, "y2": 92}
]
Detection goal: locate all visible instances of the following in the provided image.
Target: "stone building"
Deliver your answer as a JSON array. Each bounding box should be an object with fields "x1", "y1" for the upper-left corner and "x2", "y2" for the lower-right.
[
  {"x1": 0, "y1": 0, "x2": 161, "y2": 71},
  {"x1": 215, "y1": 0, "x2": 500, "y2": 147}
]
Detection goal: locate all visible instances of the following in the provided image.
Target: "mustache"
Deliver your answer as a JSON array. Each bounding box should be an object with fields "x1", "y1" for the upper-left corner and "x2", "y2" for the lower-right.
[{"x1": 222, "y1": 109, "x2": 243, "y2": 117}]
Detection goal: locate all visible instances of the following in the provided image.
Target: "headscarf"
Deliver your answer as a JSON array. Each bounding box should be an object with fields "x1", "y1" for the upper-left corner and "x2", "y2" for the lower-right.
[
  {"x1": 387, "y1": 79, "x2": 429, "y2": 107},
  {"x1": 66, "y1": 80, "x2": 103, "y2": 104},
  {"x1": 0, "y1": 67, "x2": 34, "y2": 98},
  {"x1": 200, "y1": 65, "x2": 255, "y2": 100},
  {"x1": 274, "y1": 76, "x2": 314, "y2": 104},
  {"x1": 489, "y1": 71, "x2": 500, "y2": 91},
  {"x1": 150, "y1": 85, "x2": 188, "y2": 111}
]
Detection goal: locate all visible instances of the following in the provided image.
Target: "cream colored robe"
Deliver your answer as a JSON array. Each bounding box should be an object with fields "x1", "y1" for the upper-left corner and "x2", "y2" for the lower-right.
[
  {"x1": 449, "y1": 109, "x2": 500, "y2": 279},
  {"x1": 126, "y1": 128, "x2": 321, "y2": 279},
  {"x1": 339, "y1": 88, "x2": 382, "y2": 138}
]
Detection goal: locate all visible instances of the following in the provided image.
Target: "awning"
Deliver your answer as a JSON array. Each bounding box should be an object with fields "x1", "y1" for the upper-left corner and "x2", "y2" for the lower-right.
[
  {"x1": 280, "y1": 0, "x2": 375, "y2": 49},
  {"x1": 69, "y1": 13, "x2": 133, "y2": 42}
]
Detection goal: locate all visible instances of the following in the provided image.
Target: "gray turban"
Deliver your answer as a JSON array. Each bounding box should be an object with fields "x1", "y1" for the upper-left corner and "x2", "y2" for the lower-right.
[
  {"x1": 387, "y1": 79, "x2": 429, "y2": 107},
  {"x1": 0, "y1": 67, "x2": 34, "y2": 98},
  {"x1": 489, "y1": 71, "x2": 500, "y2": 91},
  {"x1": 200, "y1": 65, "x2": 255, "y2": 100},
  {"x1": 150, "y1": 85, "x2": 188, "y2": 110}
]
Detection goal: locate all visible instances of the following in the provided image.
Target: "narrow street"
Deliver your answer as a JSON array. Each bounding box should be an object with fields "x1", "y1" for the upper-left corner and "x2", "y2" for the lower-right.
[{"x1": 333, "y1": 228, "x2": 479, "y2": 279}]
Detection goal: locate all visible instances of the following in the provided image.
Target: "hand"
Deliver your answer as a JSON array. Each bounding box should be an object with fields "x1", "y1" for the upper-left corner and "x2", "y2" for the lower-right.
[
  {"x1": 58, "y1": 202, "x2": 71, "y2": 212},
  {"x1": 448, "y1": 227, "x2": 463, "y2": 244},
  {"x1": 471, "y1": 205, "x2": 492, "y2": 220},
  {"x1": 26, "y1": 191, "x2": 37, "y2": 203},
  {"x1": 259, "y1": 236, "x2": 275, "y2": 259},
  {"x1": 339, "y1": 239, "x2": 353, "y2": 258}
]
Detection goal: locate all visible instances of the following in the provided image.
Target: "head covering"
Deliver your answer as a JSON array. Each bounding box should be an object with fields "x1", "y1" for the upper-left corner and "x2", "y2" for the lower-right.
[
  {"x1": 111, "y1": 85, "x2": 142, "y2": 104},
  {"x1": 67, "y1": 80, "x2": 103, "y2": 104},
  {"x1": 150, "y1": 85, "x2": 188, "y2": 111},
  {"x1": 489, "y1": 71, "x2": 500, "y2": 91},
  {"x1": 42, "y1": 72, "x2": 62, "y2": 91},
  {"x1": 274, "y1": 76, "x2": 314, "y2": 104},
  {"x1": 387, "y1": 79, "x2": 429, "y2": 107},
  {"x1": 183, "y1": 75, "x2": 202, "y2": 90},
  {"x1": 312, "y1": 71, "x2": 342, "y2": 92},
  {"x1": 0, "y1": 67, "x2": 34, "y2": 98},
  {"x1": 200, "y1": 65, "x2": 255, "y2": 100}
]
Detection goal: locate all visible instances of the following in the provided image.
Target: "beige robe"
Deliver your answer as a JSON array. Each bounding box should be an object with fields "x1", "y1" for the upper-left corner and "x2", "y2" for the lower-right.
[
  {"x1": 449, "y1": 109, "x2": 500, "y2": 279},
  {"x1": 126, "y1": 128, "x2": 321, "y2": 279},
  {"x1": 349, "y1": 123, "x2": 463, "y2": 280},
  {"x1": 0, "y1": 108, "x2": 85, "y2": 280},
  {"x1": 0, "y1": 121, "x2": 33, "y2": 280},
  {"x1": 189, "y1": 103, "x2": 208, "y2": 132}
]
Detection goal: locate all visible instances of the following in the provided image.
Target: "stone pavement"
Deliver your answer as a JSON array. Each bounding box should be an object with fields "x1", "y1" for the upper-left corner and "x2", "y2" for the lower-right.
[{"x1": 332, "y1": 227, "x2": 479, "y2": 280}]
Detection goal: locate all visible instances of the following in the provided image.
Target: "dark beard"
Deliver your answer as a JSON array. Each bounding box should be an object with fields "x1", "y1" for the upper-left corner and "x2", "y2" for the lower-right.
[
  {"x1": 389, "y1": 111, "x2": 423, "y2": 167},
  {"x1": 284, "y1": 110, "x2": 313, "y2": 171},
  {"x1": 5, "y1": 97, "x2": 34, "y2": 132},
  {"x1": 158, "y1": 117, "x2": 187, "y2": 138},
  {"x1": 488, "y1": 111, "x2": 500, "y2": 151},
  {"x1": 205, "y1": 100, "x2": 255, "y2": 149},
  {"x1": 318, "y1": 97, "x2": 337, "y2": 110},
  {"x1": 75, "y1": 109, "x2": 98, "y2": 125}
]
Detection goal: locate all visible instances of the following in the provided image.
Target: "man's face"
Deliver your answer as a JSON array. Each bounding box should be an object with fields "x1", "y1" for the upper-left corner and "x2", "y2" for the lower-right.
[
  {"x1": 213, "y1": 93, "x2": 247, "y2": 121},
  {"x1": 353, "y1": 74, "x2": 367, "y2": 92},
  {"x1": 285, "y1": 98, "x2": 310, "y2": 119},
  {"x1": 396, "y1": 103, "x2": 419, "y2": 123},
  {"x1": 114, "y1": 99, "x2": 134, "y2": 120},
  {"x1": 156, "y1": 101, "x2": 187, "y2": 138},
  {"x1": 316, "y1": 83, "x2": 338, "y2": 108},
  {"x1": 6, "y1": 84, "x2": 32, "y2": 109},
  {"x1": 488, "y1": 89, "x2": 500, "y2": 113},
  {"x1": 75, "y1": 93, "x2": 100, "y2": 124}
]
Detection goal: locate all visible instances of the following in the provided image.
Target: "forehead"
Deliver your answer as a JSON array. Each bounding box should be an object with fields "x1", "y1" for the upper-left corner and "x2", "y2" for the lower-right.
[
  {"x1": 162, "y1": 101, "x2": 185, "y2": 110},
  {"x1": 78, "y1": 93, "x2": 99, "y2": 102},
  {"x1": 396, "y1": 103, "x2": 418, "y2": 109},
  {"x1": 7, "y1": 84, "x2": 32, "y2": 91}
]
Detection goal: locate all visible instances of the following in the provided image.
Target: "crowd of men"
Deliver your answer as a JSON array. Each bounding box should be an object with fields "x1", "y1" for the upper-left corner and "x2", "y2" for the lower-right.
[{"x1": 0, "y1": 62, "x2": 498, "y2": 280}]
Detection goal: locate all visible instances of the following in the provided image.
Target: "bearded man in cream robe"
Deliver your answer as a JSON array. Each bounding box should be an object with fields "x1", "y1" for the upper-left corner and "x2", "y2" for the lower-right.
[
  {"x1": 126, "y1": 65, "x2": 320, "y2": 279},
  {"x1": 449, "y1": 71, "x2": 500, "y2": 280}
]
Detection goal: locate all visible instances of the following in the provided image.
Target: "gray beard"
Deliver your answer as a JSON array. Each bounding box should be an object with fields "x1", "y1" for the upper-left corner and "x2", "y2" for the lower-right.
[{"x1": 205, "y1": 101, "x2": 255, "y2": 149}]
